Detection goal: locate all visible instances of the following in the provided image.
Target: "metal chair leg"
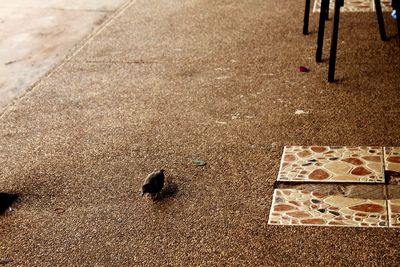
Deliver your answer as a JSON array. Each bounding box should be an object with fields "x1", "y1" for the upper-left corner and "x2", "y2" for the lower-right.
[
  {"x1": 325, "y1": 0, "x2": 330, "y2": 20},
  {"x1": 328, "y1": 0, "x2": 343, "y2": 82},
  {"x1": 303, "y1": 0, "x2": 311, "y2": 35},
  {"x1": 397, "y1": 11, "x2": 400, "y2": 39},
  {"x1": 393, "y1": 0, "x2": 400, "y2": 39},
  {"x1": 374, "y1": 0, "x2": 387, "y2": 41},
  {"x1": 316, "y1": 0, "x2": 329, "y2": 62}
]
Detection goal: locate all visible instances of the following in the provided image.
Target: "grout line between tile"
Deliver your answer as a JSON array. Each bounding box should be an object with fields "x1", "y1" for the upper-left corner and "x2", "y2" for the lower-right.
[
  {"x1": 385, "y1": 184, "x2": 390, "y2": 227},
  {"x1": 382, "y1": 147, "x2": 386, "y2": 180},
  {"x1": 382, "y1": 147, "x2": 390, "y2": 227}
]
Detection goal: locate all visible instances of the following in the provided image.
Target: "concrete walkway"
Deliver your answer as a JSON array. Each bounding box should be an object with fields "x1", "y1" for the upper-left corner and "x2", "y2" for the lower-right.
[
  {"x1": 1, "y1": 0, "x2": 400, "y2": 265},
  {"x1": 0, "y1": 0, "x2": 128, "y2": 109}
]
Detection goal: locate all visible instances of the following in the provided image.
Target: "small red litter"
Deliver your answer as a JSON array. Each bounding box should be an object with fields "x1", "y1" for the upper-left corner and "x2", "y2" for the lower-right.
[{"x1": 297, "y1": 66, "x2": 310, "y2": 73}]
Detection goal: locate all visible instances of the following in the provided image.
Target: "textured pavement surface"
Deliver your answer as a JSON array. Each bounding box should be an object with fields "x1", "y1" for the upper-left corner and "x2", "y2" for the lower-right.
[
  {"x1": 1, "y1": 0, "x2": 400, "y2": 265},
  {"x1": 0, "y1": 0, "x2": 128, "y2": 109}
]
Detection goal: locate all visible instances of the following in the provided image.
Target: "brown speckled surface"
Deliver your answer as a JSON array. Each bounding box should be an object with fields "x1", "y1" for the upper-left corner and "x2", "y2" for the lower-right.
[{"x1": 1, "y1": 0, "x2": 400, "y2": 265}]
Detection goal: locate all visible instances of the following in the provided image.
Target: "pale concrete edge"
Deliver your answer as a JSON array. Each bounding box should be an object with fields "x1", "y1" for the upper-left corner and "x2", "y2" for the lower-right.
[{"x1": 0, "y1": 0, "x2": 137, "y2": 120}]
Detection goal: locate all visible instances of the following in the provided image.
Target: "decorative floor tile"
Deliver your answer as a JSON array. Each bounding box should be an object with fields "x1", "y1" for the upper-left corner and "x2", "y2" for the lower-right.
[
  {"x1": 377, "y1": 0, "x2": 393, "y2": 11},
  {"x1": 384, "y1": 147, "x2": 400, "y2": 175},
  {"x1": 278, "y1": 146, "x2": 384, "y2": 183},
  {"x1": 388, "y1": 199, "x2": 400, "y2": 227},
  {"x1": 268, "y1": 185, "x2": 387, "y2": 227},
  {"x1": 388, "y1": 185, "x2": 400, "y2": 228},
  {"x1": 313, "y1": 0, "x2": 390, "y2": 12}
]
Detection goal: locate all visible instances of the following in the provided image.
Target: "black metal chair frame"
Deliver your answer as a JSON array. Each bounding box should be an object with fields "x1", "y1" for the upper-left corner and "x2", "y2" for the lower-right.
[
  {"x1": 303, "y1": 0, "x2": 329, "y2": 35},
  {"x1": 393, "y1": 0, "x2": 400, "y2": 38},
  {"x1": 303, "y1": 0, "x2": 389, "y2": 82}
]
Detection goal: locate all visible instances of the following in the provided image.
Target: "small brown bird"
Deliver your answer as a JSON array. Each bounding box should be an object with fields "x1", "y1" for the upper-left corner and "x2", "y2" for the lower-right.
[{"x1": 141, "y1": 169, "x2": 165, "y2": 199}]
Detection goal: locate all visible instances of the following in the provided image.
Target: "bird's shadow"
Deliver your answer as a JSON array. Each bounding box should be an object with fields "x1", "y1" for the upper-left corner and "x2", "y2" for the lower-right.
[
  {"x1": 0, "y1": 193, "x2": 18, "y2": 215},
  {"x1": 153, "y1": 180, "x2": 179, "y2": 201}
]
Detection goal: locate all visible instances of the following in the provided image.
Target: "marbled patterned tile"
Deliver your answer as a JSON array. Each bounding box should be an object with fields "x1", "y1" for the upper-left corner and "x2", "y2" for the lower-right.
[
  {"x1": 268, "y1": 185, "x2": 387, "y2": 227},
  {"x1": 313, "y1": 0, "x2": 389, "y2": 12},
  {"x1": 388, "y1": 199, "x2": 400, "y2": 228},
  {"x1": 376, "y1": 0, "x2": 393, "y2": 11},
  {"x1": 388, "y1": 185, "x2": 400, "y2": 228},
  {"x1": 278, "y1": 146, "x2": 384, "y2": 183},
  {"x1": 384, "y1": 147, "x2": 400, "y2": 175}
]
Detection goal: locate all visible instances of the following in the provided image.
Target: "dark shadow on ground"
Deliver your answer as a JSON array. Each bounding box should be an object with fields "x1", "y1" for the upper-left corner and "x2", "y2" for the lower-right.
[
  {"x1": 0, "y1": 259, "x2": 14, "y2": 265},
  {"x1": 157, "y1": 180, "x2": 179, "y2": 200},
  {"x1": 385, "y1": 170, "x2": 400, "y2": 184},
  {"x1": 0, "y1": 193, "x2": 18, "y2": 215}
]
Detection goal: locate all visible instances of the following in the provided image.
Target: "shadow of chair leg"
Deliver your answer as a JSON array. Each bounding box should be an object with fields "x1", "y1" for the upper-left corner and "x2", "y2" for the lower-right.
[{"x1": 385, "y1": 170, "x2": 400, "y2": 184}]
